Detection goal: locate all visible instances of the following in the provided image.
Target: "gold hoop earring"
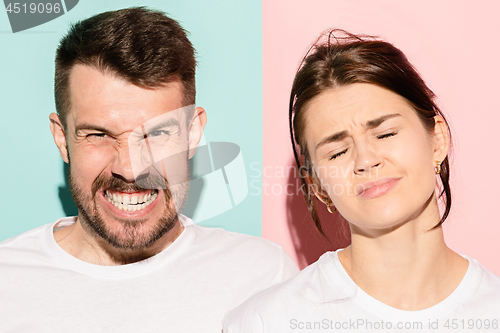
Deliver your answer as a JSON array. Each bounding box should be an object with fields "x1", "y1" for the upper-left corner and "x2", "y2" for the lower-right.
[
  {"x1": 324, "y1": 197, "x2": 337, "y2": 214},
  {"x1": 435, "y1": 161, "x2": 442, "y2": 175}
]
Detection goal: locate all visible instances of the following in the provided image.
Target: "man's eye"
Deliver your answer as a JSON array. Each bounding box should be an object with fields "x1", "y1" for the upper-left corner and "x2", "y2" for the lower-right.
[
  {"x1": 85, "y1": 133, "x2": 112, "y2": 146},
  {"x1": 87, "y1": 133, "x2": 108, "y2": 139},
  {"x1": 377, "y1": 132, "x2": 397, "y2": 139},
  {"x1": 148, "y1": 130, "x2": 170, "y2": 138}
]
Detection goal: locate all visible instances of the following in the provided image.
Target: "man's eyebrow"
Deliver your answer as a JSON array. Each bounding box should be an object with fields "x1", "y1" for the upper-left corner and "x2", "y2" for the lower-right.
[
  {"x1": 74, "y1": 124, "x2": 110, "y2": 135},
  {"x1": 144, "y1": 118, "x2": 180, "y2": 133},
  {"x1": 365, "y1": 113, "x2": 401, "y2": 129},
  {"x1": 75, "y1": 118, "x2": 181, "y2": 136},
  {"x1": 315, "y1": 113, "x2": 401, "y2": 152}
]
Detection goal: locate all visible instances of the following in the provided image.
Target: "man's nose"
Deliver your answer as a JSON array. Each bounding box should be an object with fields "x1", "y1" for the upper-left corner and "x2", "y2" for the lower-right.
[{"x1": 110, "y1": 144, "x2": 136, "y2": 183}]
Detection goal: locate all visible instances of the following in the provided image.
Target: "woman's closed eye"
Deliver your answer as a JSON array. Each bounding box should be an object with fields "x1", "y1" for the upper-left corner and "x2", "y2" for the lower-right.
[
  {"x1": 330, "y1": 148, "x2": 348, "y2": 160},
  {"x1": 376, "y1": 132, "x2": 397, "y2": 139}
]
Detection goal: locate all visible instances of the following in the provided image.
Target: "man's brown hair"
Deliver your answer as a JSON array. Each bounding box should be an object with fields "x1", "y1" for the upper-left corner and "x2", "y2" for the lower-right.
[{"x1": 55, "y1": 7, "x2": 196, "y2": 129}]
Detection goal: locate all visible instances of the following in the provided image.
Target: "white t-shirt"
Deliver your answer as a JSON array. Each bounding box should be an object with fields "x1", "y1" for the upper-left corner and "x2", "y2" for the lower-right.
[
  {"x1": 223, "y1": 250, "x2": 500, "y2": 333},
  {"x1": 0, "y1": 215, "x2": 299, "y2": 333}
]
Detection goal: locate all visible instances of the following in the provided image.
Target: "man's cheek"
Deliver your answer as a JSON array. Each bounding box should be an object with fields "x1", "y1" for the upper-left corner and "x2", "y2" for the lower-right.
[{"x1": 155, "y1": 153, "x2": 189, "y2": 187}]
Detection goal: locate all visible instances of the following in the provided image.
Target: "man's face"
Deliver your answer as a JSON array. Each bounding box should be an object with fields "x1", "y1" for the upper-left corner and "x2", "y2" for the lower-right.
[{"x1": 53, "y1": 65, "x2": 200, "y2": 250}]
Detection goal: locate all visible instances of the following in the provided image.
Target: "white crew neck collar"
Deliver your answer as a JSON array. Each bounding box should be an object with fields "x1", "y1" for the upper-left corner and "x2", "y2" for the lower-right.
[
  {"x1": 326, "y1": 249, "x2": 479, "y2": 321},
  {"x1": 43, "y1": 215, "x2": 194, "y2": 279}
]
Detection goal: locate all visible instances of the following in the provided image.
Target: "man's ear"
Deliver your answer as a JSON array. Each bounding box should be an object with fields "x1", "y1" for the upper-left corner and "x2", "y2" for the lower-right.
[
  {"x1": 49, "y1": 113, "x2": 69, "y2": 163},
  {"x1": 432, "y1": 115, "x2": 450, "y2": 163},
  {"x1": 188, "y1": 107, "x2": 207, "y2": 159}
]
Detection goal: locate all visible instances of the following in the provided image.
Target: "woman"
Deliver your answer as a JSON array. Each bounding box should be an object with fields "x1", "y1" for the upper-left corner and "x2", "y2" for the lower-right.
[{"x1": 223, "y1": 30, "x2": 500, "y2": 332}]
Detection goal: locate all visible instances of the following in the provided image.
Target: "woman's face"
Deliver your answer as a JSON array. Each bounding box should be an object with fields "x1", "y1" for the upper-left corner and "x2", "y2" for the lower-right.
[{"x1": 304, "y1": 83, "x2": 448, "y2": 231}]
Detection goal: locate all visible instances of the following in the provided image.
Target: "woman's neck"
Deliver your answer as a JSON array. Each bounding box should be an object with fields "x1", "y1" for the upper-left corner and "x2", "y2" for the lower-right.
[{"x1": 338, "y1": 205, "x2": 468, "y2": 311}]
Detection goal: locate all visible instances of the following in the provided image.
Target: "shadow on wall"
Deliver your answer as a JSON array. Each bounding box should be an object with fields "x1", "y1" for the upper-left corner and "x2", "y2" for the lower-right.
[
  {"x1": 58, "y1": 162, "x2": 78, "y2": 217},
  {"x1": 285, "y1": 160, "x2": 351, "y2": 270}
]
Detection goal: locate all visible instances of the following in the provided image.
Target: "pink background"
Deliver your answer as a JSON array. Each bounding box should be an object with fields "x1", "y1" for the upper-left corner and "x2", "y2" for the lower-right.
[{"x1": 261, "y1": 0, "x2": 500, "y2": 274}]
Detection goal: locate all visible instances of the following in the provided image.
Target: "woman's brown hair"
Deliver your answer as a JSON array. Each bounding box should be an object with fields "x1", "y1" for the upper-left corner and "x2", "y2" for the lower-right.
[{"x1": 289, "y1": 30, "x2": 452, "y2": 236}]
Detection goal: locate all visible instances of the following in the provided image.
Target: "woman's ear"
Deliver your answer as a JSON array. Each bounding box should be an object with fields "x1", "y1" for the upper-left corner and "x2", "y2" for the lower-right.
[
  {"x1": 302, "y1": 169, "x2": 330, "y2": 205},
  {"x1": 432, "y1": 115, "x2": 450, "y2": 163}
]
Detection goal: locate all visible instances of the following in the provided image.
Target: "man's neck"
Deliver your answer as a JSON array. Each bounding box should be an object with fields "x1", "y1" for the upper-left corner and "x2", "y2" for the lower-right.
[{"x1": 53, "y1": 218, "x2": 184, "y2": 265}]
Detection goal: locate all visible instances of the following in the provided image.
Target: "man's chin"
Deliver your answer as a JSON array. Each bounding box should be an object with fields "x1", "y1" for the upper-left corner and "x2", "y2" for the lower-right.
[
  {"x1": 79, "y1": 200, "x2": 179, "y2": 251},
  {"x1": 69, "y1": 167, "x2": 187, "y2": 251},
  {"x1": 100, "y1": 223, "x2": 171, "y2": 250}
]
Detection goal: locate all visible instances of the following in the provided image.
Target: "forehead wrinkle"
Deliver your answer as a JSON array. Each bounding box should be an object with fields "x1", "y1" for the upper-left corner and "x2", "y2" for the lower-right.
[
  {"x1": 69, "y1": 65, "x2": 186, "y2": 133},
  {"x1": 331, "y1": 90, "x2": 404, "y2": 131}
]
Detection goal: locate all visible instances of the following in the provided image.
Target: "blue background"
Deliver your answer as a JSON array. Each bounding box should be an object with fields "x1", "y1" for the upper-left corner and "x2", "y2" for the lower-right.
[{"x1": 0, "y1": 0, "x2": 263, "y2": 241}]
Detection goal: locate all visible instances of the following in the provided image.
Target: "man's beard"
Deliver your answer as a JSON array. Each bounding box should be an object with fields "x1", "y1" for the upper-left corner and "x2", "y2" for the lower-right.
[{"x1": 68, "y1": 166, "x2": 189, "y2": 250}]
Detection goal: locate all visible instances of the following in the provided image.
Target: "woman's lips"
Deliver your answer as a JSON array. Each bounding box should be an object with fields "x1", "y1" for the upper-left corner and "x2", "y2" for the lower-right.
[{"x1": 356, "y1": 177, "x2": 401, "y2": 199}]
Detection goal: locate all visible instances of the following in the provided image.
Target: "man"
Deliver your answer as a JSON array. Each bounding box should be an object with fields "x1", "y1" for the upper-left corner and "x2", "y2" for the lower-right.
[{"x1": 0, "y1": 7, "x2": 298, "y2": 332}]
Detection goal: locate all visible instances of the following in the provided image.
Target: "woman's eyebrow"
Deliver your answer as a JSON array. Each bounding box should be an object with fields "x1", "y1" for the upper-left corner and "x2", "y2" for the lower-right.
[
  {"x1": 365, "y1": 113, "x2": 401, "y2": 129},
  {"x1": 315, "y1": 130, "x2": 348, "y2": 152},
  {"x1": 315, "y1": 113, "x2": 401, "y2": 152}
]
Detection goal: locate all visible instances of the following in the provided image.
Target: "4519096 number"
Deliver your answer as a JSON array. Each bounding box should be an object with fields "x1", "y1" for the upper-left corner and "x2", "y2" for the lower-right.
[
  {"x1": 5, "y1": 3, "x2": 61, "y2": 14},
  {"x1": 444, "y1": 319, "x2": 498, "y2": 330}
]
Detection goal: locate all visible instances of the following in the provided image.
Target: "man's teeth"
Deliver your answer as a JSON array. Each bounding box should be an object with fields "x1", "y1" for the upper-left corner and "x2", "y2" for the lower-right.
[{"x1": 105, "y1": 190, "x2": 158, "y2": 212}]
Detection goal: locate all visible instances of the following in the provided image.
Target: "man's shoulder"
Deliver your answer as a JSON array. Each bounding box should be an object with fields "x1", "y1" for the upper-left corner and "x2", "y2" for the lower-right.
[
  {"x1": 186, "y1": 223, "x2": 292, "y2": 265},
  {"x1": 190, "y1": 224, "x2": 282, "y2": 250},
  {"x1": 0, "y1": 221, "x2": 58, "y2": 269},
  {"x1": 180, "y1": 215, "x2": 299, "y2": 280},
  {"x1": 0, "y1": 223, "x2": 48, "y2": 250},
  {"x1": 0, "y1": 217, "x2": 76, "y2": 263},
  {"x1": 181, "y1": 215, "x2": 287, "y2": 254}
]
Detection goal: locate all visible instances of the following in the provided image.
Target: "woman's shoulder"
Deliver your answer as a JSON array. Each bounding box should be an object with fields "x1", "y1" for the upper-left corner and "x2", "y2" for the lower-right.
[
  {"x1": 222, "y1": 250, "x2": 354, "y2": 331},
  {"x1": 444, "y1": 255, "x2": 500, "y2": 319},
  {"x1": 462, "y1": 255, "x2": 500, "y2": 304}
]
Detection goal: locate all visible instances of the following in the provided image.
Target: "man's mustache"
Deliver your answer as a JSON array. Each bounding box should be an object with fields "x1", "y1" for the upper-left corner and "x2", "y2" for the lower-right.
[{"x1": 91, "y1": 171, "x2": 171, "y2": 198}]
